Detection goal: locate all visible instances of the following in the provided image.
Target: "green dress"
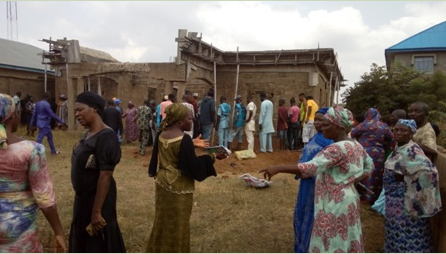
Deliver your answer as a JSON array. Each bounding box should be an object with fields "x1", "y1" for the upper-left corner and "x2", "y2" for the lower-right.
[
  {"x1": 147, "y1": 134, "x2": 217, "y2": 252},
  {"x1": 298, "y1": 140, "x2": 373, "y2": 253}
]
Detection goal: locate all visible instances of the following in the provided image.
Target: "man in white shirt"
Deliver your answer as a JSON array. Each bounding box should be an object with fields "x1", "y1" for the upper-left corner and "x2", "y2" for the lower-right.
[{"x1": 245, "y1": 94, "x2": 257, "y2": 151}]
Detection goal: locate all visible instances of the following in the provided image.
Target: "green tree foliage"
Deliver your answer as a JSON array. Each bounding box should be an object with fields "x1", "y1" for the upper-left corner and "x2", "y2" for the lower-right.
[{"x1": 343, "y1": 63, "x2": 446, "y2": 119}]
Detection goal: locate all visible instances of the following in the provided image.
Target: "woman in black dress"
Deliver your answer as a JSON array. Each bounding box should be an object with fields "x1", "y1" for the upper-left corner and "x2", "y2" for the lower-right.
[{"x1": 69, "y1": 91, "x2": 126, "y2": 253}]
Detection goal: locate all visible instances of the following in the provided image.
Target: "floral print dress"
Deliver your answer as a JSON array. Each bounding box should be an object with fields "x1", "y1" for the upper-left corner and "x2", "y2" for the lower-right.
[
  {"x1": 298, "y1": 140, "x2": 373, "y2": 253},
  {"x1": 383, "y1": 140, "x2": 441, "y2": 252},
  {"x1": 0, "y1": 141, "x2": 55, "y2": 252}
]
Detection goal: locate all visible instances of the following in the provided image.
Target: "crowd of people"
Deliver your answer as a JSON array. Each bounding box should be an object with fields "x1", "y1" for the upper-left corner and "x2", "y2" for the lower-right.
[{"x1": 0, "y1": 88, "x2": 442, "y2": 253}]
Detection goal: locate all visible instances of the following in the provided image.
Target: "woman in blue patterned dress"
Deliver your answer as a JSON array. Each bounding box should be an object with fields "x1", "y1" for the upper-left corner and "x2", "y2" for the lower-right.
[
  {"x1": 384, "y1": 119, "x2": 441, "y2": 252},
  {"x1": 351, "y1": 108, "x2": 393, "y2": 204},
  {"x1": 294, "y1": 108, "x2": 333, "y2": 252}
]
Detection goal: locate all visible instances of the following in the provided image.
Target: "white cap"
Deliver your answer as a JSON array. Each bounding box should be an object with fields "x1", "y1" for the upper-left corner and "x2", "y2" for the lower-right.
[{"x1": 193, "y1": 93, "x2": 199, "y2": 97}]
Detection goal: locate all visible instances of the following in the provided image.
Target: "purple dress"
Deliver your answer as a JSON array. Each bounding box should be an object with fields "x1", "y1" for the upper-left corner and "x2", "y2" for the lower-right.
[
  {"x1": 124, "y1": 107, "x2": 139, "y2": 142},
  {"x1": 351, "y1": 108, "x2": 393, "y2": 203}
]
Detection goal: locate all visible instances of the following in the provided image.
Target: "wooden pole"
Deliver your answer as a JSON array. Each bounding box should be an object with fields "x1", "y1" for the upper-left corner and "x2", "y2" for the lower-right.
[
  {"x1": 335, "y1": 76, "x2": 339, "y2": 106},
  {"x1": 44, "y1": 63, "x2": 47, "y2": 93},
  {"x1": 97, "y1": 76, "x2": 102, "y2": 95},
  {"x1": 232, "y1": 47, "x2": 240, "y2": 126},
  {"x1": 211, "y1": 61, "x2": 217, "y2": 145},
  {"x1": 328, "y1": 72, "x2": 333, "y2": 107}
]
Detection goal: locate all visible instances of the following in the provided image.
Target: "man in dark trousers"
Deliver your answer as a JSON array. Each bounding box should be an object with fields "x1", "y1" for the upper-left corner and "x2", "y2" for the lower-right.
[
  {"x1": 199, "y1": 89, "x2": 216, "y2": 140},
  {"x1": 102, "y1": 99, "x2": 123, "y2": 136},
  {"x1": 30, "y1": 92, "x2": 65, "y2": 154}
]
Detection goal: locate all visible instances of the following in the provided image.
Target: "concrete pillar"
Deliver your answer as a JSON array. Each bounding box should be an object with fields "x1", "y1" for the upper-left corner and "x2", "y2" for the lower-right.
[
  {"x1": 176, "y1": 82, "x2": 186, "y2": 102},
  {"x1": 67, "y1": 74, "x2": 75, "y2": 131}
]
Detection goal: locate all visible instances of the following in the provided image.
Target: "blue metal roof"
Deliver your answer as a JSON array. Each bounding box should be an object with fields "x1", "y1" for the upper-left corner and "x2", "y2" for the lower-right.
[{"x1": 386, "y1": 21, "x2": 446, "y2": 52}]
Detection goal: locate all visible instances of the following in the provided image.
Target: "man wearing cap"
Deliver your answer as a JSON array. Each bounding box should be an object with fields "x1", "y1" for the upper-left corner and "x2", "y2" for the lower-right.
[
  {"x1": 160, "y1": 94, "x2": 175, "y2": 120},
  {"x1": 30, "y1": 92, "x2": 65, "y2": 154},
  {"x1": 228, "y1": 95, "x2": 246, "y2": 151},
  {"x1": 199, "y1": 89, "x2": 216, "y2": 140},
  {"x1": 259, "y1": 92, "x2": 275, "y2": 153}
]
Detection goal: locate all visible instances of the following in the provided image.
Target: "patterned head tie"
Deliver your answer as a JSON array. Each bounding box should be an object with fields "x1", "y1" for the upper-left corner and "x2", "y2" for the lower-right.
[
  {"x1": 324, "y1": 106, "x2": 354, "y2": 129},
  {"x1": 0, "y1": 93, "x2": 16, "y2": 149},
  {"x1": 396, "y1": 119, "x2": 417, "y2": 133}
]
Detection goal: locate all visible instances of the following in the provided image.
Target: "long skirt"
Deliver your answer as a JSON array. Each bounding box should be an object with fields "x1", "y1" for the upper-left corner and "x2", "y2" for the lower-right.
[
  {"x1": 146, "y1": 184, "x2": 193, "y2": 253},
  {"x1": 69, "y1": 180, "x2": 126, "y2": 253},
  {"x1": 294, "y1": 177, "x2": 315, "y2": 253},
  {"x1": 384, "y1": 170, "x2": 433, "y2": 253}
]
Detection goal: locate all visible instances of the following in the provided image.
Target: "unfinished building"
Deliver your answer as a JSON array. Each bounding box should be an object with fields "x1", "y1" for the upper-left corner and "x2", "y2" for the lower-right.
[{"x1": 43, "y1": 30, "x2": 344, "y2": 130}]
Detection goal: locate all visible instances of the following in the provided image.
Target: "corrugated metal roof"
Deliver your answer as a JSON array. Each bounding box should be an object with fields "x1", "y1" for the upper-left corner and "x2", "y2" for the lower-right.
[
  {"x1": 0, "y1": 38, "x2": 52, "y2": 74},
  {"x1": 386, "y1": 21, "x2": 446, "y2": 52}
]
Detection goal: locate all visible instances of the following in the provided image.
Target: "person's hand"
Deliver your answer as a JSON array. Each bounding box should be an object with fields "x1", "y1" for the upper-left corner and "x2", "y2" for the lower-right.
[
  {"x1": 193, "y1": 134, "x2": 210, "y2": 148},
  {"x1": 215, "y1": 151, "x2": 228, "y2": 160},
  {"x1": 259, "y1": 165, "x2": 281, "y2": 181},
  {"x1": 53, "y1": 234, "x2": 67, "y2": 253},
  {"x1": 91, "y1": 211, "x2": 107, "y2": 232},
  {"x1": 305, "y1": 120, "x2": 309, "y2": 124},
  {"x1": 259, "y1": 124, "x2": 263, "y2": 131}
]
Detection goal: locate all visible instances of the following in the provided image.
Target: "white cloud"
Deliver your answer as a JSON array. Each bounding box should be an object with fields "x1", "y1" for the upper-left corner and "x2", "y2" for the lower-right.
[{"x1": 2, "y1": 1, "x2": 446, "y2": 95}]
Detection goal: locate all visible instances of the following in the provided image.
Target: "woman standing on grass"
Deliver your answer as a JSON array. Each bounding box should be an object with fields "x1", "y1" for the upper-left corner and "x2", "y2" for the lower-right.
[
  {"x1": 69, "y1": 92, "x2": 125, "y2": 252},
  {"x1": 147, "y1": 103, "x2": 227, "y2": 252},
  {"x1": 293, "y1": 107, "x2": 333, "y2": 253},
  {"x1": 122, "y1": 101, "x2": 139, "y2": 143},
  {"x1": 383, "y1": 119, "x2": 441, "y2": 252},
  {"x1": 260, "y1": 106, "x2": 374, "y2": 253},
  {"x1": 0, "y1": 93, "x2": 66, "y2": 252},
  {"x1": 351, "y1": 108, "x2": 393, "y2": 204}
]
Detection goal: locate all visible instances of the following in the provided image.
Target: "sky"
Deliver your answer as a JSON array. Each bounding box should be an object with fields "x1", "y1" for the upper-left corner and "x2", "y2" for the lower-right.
[{"x1": 1, "y1": 1, "x2": 446, "y2": 96}]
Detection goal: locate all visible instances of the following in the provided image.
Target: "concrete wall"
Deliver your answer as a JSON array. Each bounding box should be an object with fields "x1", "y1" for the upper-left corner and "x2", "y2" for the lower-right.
[
  {"x1": 391, "y1": 51, "x2": 446, "y2": 73},
  {"x1": 0, "y1": 68, "x2": 55, "y2": 100}
]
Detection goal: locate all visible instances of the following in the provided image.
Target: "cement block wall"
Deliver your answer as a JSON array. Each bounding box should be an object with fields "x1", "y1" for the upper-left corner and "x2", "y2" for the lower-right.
[{"x1": 0, "y1": 68, "x2": 55, "y2": 100}]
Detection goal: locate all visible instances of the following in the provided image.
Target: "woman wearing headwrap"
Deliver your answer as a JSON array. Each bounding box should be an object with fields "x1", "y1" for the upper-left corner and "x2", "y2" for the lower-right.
[
  {"x1": 0, "y1": 93, "x2": 66, "y2": 253},
  {"x1": 69, "y1": 91, "x2": 126, "y2": 252},
  {"x1": 292, "y1": 107, "x2": 333, "y2": 252},
  {"x1": 122, "y1": 101, "x2": 139, "y2": 143},
  {"x1": 383, "y1": 119, "x2": 441, "y2": 253},
  {"x1": 147, "y1": 103, "x2": 227, "y2": 252},
  {"x1": 351, "y1": 108, "x2": 393, "y2": 204},
  {"x1": 260, "y1": 106, "x2": 374, "y2": 253}
]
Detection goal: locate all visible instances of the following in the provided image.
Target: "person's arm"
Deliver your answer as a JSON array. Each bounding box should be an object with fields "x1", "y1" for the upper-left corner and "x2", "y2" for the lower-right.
[
  {"x1": 259, "y1": 102, "x2": 265, "y2": 130},
  {"x1": 40, "y1": 205, "x2": 67, "y2": 253},
  {"x1": 216, "y1": 105, "x2": 222, "y2": 131},
  {"x1": 210, "y1": 100, "x2": 216, "y2": 125},
  {"x1": 178, "y1": 134, "x2": 225, "y2": 181},
  {"x1": 44, "y1": 102, "x2": 64, "y2": 124},
  {"x1": 260, "y1": 144, "x2": 338, "y2": 180},
  {"x1": 91, "y1": 171, "x2": 112, "y2": 231},
  {"x1": 91, "y1": 132, "x2": 121, "y2": 231},
  {"x1": 306, "y1": 106, "x2": 313, "y2": 124},
  {"x1": 28, "y1": 144, "x2": 66, "y2": 252},
  {"x1": 246, "y1": 110, "x2": 253, "y2": 123}
]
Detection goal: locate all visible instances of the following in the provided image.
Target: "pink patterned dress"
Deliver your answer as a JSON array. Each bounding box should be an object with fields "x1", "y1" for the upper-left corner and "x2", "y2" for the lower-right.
[
  {"x1": 298, "y1": 140, "x2": 373, "y2": 253},
  {"x1": 0, "y1": 141, "x2": 56, "y2": 252}
]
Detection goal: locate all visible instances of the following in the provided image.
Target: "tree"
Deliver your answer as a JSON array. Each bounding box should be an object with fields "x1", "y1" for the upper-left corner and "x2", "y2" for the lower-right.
[{"x1": 343, "y1": 62, "x2": 446, "y2": 118}]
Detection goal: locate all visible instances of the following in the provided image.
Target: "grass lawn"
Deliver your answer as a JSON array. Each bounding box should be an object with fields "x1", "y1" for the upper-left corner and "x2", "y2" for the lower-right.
[{"x1": 27, "y1": 127, "x2": 384, "y2": 252}]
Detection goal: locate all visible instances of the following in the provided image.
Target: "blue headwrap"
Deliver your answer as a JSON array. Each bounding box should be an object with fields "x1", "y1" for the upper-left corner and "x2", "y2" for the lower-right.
[
  {"x1": 396, "y1": 119, "x2": 417, "y2": 133},
  {"x1": 316, "y1": 107, "x2": 329, "y2": 115}
]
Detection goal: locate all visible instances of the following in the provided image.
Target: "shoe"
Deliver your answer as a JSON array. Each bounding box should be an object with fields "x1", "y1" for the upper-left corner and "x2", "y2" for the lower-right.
[{"x1": 52, "y1": 151, "x2": 61, "y2": 155}]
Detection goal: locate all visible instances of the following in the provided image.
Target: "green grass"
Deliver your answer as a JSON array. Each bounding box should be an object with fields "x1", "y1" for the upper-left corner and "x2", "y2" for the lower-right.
[{"x1": 26, "y1": 127, "x2": 384, "y2": 252}]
